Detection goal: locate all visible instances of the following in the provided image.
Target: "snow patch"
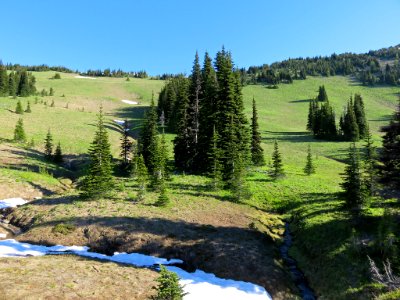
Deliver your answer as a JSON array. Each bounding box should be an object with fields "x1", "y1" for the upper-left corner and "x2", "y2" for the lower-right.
[
  {"x1": 0, "y1": 239, "x2": 271, "y2": 299},
  {"x1": 113, "y1": 119, "x2": 126, "y2": 125},
  {"x1": 74, "y1": 75, "x2": 96, "y2": 80},
  {"x1": 0, "y1": 198, "x2": 27, "y2": 209},
  {"x1": 121, "y1": 100, "x2": 138, "y2": 105},
  {"x1": 0, "y1": 234, "x2": 6, "y2": 239}
]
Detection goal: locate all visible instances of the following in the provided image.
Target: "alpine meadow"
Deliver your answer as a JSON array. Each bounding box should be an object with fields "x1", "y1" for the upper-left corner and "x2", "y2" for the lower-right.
[{"x1": 0, "y1": 2, "x2": 400, "y2": 300}]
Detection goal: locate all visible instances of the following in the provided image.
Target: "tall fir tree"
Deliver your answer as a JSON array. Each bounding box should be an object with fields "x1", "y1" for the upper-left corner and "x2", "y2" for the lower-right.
[
  {"x1": 44, "y1": 129, "x2": 53, "y2": 160},
  {"x1": 0, "y1": 64, "x2": 8, "y2": 96},
  {"x1": 304, "y1": 145, "x2": 316, "y2": 175},
  {"x1": 80, "y1": 105, "x2": 113, "y2": 198},
  {"x1": 317, "y1": 85, "x2": 328, "y2": 102},
  {"x1": 13, "y1": 118, "x2": 26, "y2": 143},
  {"x1": 271, "y1": 140, "x2": 284, "y2": 179},
  {"x1": 139, "y1": 97, "x2": 160, "y2": 174},
  {"x1": 353, "y1": 94, "x2": 367, "y2": 139},
  {"x1": 363, "y1": 124, "x2": 377, "y2": 195},
  {"x1": 120, "y1": 120, "x2": 132, "y2": 171},
  {"x1": 17, "y1": 71, "x2": 30, "y2": 97},
  {"x1": 251, "y1": 97, "x2": 265, "y2": 166},
  {"x1": 208, "y1": 125, "x2": 222, "y2": 189},
  {"x1": 8, "y1": 73, "x2": 16, "y2": 96},
  {"x1": 152, "y1": 265, "x2": 186, "y2": 300},
  {"x1": 341, "y1": 97, "x2": 359, "y2": 141},
  {"x1": 135, "y1": 154, "x2": 148, "y2": 201},
  {"x1": 380, "y1": 99, "x2": 400, "y2": 186},
  {"x1": 25, "y1": 101, "x2": 32, "y2": 113},
  {"x1": 341, "y1": 143, "x2": 367, "y2": 213}
]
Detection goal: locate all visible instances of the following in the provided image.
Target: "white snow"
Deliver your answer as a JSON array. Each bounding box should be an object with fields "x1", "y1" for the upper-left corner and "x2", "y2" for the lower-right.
[
  {"x1": 121, "y1": 100, "x2": 138, "y2": 105},
  {"x1": 74, "y1": 75, "x2": 96, "y2": 80},
  {"x1": 0, "y1": 239, "x2": 271, "y2": 299},
  {"x1": 0, "y1": 198, "x2": 27, "y2": 209},
  {"x1": 0, "y1": 234, "x2": 6, "y2": 238},
  {"x1": 114, "y1": 119, "x2": 126, "y2": 125}
]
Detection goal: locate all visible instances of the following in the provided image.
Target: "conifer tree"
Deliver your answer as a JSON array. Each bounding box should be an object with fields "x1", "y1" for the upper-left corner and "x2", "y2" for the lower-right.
[
  {"x1": 8, "y1": 73, "x2": 16, "y2": 96},
  {"x1": 152, "y1": 265, "x2": 185, "y2": 300},
  {"x1": 304, "y1": 145, "x2": 316, "y2": 175},
  {"x1": 25, "y1": 101, "x2": 32, "y2": 113},
  {"x1": 135, "y1": 154, "x2": 148, "y2": 201},
  {"x1": 363, "y1": 124, "x2": 377, "y2": 195},
  {"x1": 15, "y1": 100, "x2": 24, "y2": 114},
  {"x1": 317, "y1": 85, "x2": 328, "y2": 102},
  {"x1": 307, "y1": 100, "x2": 315, "y2": 131},
  {"x1": 14, "y1": 118, "x2": 26, "y2": 143},
  {"x1": 49, "y1": 87, "x2": 54, "y2": 96},
  {"x1": 139, "y1": 97, "x2": 159, "y2": 174},
  {"x1": 251, "y1": 97, "x2": 265, "y2": 166},
  {"x1": 0, "y1": 64, "x2": 8, "y2": 96},
  {"x1": 353, "y1": 94, "x2": 367, "y2": 139},
  {"x1": 380, "y1": 100, "x2": 400, "y2": 186},
  {"x1": 17, "y1": 71, "x2": 30, "y2": 97},
  {"x1": 44, "y1": 129, "x2": 53, "y2": 160},
  {"x1": 230, "y1": 152, "x2": 250, "y2": 201},
  {"x1": 155, "y1": 180, "x2": 170, "y2": 207},
  {"x1": 80, "y1": 105, "x2": 113, "y2": 198},
  {"x1": 271, "y1": 140, "x2": 284, "y2": 179},
  {"x1": 120, "y1": 120, "x2": 132, "y2": 170},
  {"x1": 341, "y1": 97, "x2": 359, "y2": 141},
  {"x1": 53, "y1": 142, "x2": 63, "y2": 163},
  {"x1": 341, "y1": 143, "x2": 367, "y2": 213},
  {"x1": 208, "y1": 126, "x2": 222, "y2": 189}
]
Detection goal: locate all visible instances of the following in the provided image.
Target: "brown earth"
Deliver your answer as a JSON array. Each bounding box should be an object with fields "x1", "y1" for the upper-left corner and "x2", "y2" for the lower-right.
[{"x1": 0, "y1": 255, "x2": 157, "y2": 300}]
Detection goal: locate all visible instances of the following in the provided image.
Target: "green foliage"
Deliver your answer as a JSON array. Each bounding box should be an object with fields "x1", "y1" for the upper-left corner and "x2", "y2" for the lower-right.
[
  {"x1": 152, "y1": 265, "x2": 185, "y2": 300},
  {"x1": 25, "y1": 101, "x2": 32, "y2": 113},
  {"x1": 317, "y1": 85, "x2": 328, "y2": 102},
  {"x1": 53, "y1": 73, "x2": 61, "y2": 79},
  {"x1": 135, "y1": 154, "x2": 148, "y2": 201},
  {"x1": 80, "y1": 105, "x2": 114, "y2": 198},
  {"x1": 340, "y1": 97, "x2": 360, "y2": 141},
  {"x1": 120, "y1": 120, "x2": 132, "y2": 171},
  {"x1": 271, "y1": 140, "x2": 284, "y2": 179},
  {"x1": 52, "y1": 223, "x2": 76, "y2": 235},
  {"x1": 155, "y1": 181, "x2": 170, "y2": 207},
  {"x1": 50, "y1": 99, "x2": 55, "y2": 107},
  {"x1": 15, "y1": 100, "x2": 24, "y2": 114},
  {"x1": 44, "y1": 129, "x2": 53, "y2": 160},
  {"x1": 341, "y1": 143, "x2": 367, "y2": 213},
  {"x1": 251, "y1": 98, "x2": 265, "y2": 166},
  {"x1": 354, "y1": 94, "x2": 367, "y2": 139},
  {"x1": 304, "y1": 145, "x2": 316, "y2": 175},
  {"x1": 363, "y1": 125, "x2": 378, "y2": 195},
  {"x1": 49, "y1": 87, "x2": 54, "y2": 96},
  {"x1": 208, "y1": 126, "x2": 222, "y2": 189},
  {"x1": 13, "y1": 118, "x2": 26, "y2": 143},
  {"x1": 307, "y1": 99, "x2": 337, "y2": 139},
  {"x1": 53, "y1": 142, "x2": 63, "y2": 163}
]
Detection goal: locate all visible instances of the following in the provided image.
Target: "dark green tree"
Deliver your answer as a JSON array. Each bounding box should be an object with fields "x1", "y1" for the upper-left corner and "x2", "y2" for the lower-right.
[
  {"x1": 17, "y1": 71, "x2": 30, "y2": 97},
  {"x1": 304, "y1": 145, "x2": 316, "y2": 175},
  {"x1": 341, "y1": 143, "x2": 367, "y2": 213},
  {"x1": 251, "y1": 97, "x2": 265, "y2": 166},
  {"x1": 380, "y1": 100, "x2": 400, "y2": 186},
  {"x1": 14, "y1": 118, "x2": 26, "y2": 143},
  {"x1": 0, "y1": 64, "x2": 8, "y2": 96},
  {"x1": 53, "y1": 142, "x2": 63, "y2": 163},
  {"x1": 341, "y1": 97, "x2": 359, "y2": 141},
  {"x1": 155, "y1": 180, "x2": 170, "y2": 207},
  {"x1": 49, "y1": 87, "x2": 54, "y2": 96},
  {"x1": 271, "y1": 140, "x2": 284, "y2": 179},
  {"x1": 353, "y1": 94, "x2": 367, "y2": 139},
  {"x1": 152, "y1": 265, "x2": 185, "y2": 300},
  {"x1": 317, "y1": 85, "x2": 328, "y2": 102},
  {"x1": 53, "y1": 73, "x2": 61, "y2": 79},
  {"x1": 120, "y1": 120, "x2": 132, "y2": 171},
  {"x1": 8, "y1": 73, "x2": 16, "y2": 96},
  {"x1": 15, "y1": 100, "x2": 24, "y2": 114},
  {"x1": 135, "y1": 154, "x2": 148, "y2": 201},
  {"x1": 80, "y1": 105, "x2": 114, "y2": 198},
  {"x1": 44, "y1": 129, "x2": 53, "y2": 160},
  {"x1": 208, "y1": 126, "x2": 222, "y2": 189},
  {"x1": 363, "y1": 124, "x2": 378, "y2": 195}
]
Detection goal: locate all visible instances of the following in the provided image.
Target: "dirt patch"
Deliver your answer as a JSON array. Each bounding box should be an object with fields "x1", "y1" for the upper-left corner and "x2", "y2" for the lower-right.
[{"x1": 0, "y1": 255, "x2": 157, "y2": 299}]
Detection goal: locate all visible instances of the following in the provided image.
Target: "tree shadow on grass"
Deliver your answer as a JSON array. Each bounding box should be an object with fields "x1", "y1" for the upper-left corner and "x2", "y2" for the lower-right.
[
  {"x1": 262, "y1": 131, "x2": 314, "y2": 143},
  {"x1": 289, "y1": 99, "x2": 312, "y2": 103}
]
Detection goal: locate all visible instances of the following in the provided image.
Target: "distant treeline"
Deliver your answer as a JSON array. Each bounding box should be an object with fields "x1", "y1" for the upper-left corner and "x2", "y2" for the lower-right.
[
  {"x1": 81, "y1": 69, "x2": 148, "y2": 78},
  {"x1": 5, "y1": 63, "x2": 74, "y2": 73},
  {"x1": 246, "y1": 44, "x2": 400, "y2": 86},
  {"x1": 0, "y1": 64, "x2": 36, "y2": 97}
]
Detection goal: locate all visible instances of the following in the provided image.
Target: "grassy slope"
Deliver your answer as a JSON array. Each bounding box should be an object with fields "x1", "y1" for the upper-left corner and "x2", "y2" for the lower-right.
[
  {"x1": 241, "y1": 77, "x2": 399, "y2": 299},
  {"x1": 1, "y1": 72, "x2": 399, "y2": 298}
]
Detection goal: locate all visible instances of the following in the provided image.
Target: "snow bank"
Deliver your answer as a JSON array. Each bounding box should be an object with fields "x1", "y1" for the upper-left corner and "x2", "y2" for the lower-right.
[
  {"x1": 0, "y1": 239, "x2": 271, "y2": 299},
  {"x1": 121, "y1": 100, "x2": 138, "y2": 105},
  {"x1": 0, "y1": 234, "x2": 6, "y2": 238},
  {"x1": 0, "y1": 198, "x2": 27, "y2": 209},
  {"x1": 113, "y1": 119, "x2": 125, "y2": 125},
  {"x1": 74, "y1": 75, "x2": 96, "y2": 80}
]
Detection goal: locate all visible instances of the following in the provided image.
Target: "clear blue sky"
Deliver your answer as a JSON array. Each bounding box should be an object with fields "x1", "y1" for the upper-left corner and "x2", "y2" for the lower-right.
[{"x1": 1, "y1": 0, "x2": 399, "y2": 75}]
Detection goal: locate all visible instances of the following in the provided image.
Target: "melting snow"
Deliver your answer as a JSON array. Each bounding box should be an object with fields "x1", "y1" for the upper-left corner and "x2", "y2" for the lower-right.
[
  {"x1": 0, "y1": 239, "x2": 271, "y2": 299},
  {"x1": 0, "y1": 234, "x2": 6, "y2": 238},
  {"x1": 114, "y1": 119, "x2": 126, "y2": 125},
  {"x1": 0, "y1": 198, "x2": 27, "y2": 209},
  {"x1": 74, "y1": 75, "x2": 96, "y2": 80},
  {"x1": 121, "y1": 100, "x2": 138, "y2": 105}
]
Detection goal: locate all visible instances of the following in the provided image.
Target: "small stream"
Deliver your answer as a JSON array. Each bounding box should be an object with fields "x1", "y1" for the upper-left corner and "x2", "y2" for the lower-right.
[{"x1": 280, "y1": 222, "x2": 316, "y2": 300}]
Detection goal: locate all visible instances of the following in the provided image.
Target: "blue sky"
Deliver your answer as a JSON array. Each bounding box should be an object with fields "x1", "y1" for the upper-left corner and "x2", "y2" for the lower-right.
[{"x1": 1, "y1": 0, "x2": 399, "y2": 75}]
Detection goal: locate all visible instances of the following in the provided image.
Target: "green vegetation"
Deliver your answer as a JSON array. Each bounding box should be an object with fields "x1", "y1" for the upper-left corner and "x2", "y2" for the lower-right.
[
  {"x1": 152, "y1": 265, "x2": 186, "y2": 300},
  {"x1": 13, "y1": 118, "x2": 26, "y2": 142}
]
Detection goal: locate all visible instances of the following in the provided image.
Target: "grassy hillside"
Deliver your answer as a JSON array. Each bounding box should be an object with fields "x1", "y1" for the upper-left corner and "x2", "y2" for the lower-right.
[{"x1": 1, "y1": 72, "x2": 399, "y2": 299}]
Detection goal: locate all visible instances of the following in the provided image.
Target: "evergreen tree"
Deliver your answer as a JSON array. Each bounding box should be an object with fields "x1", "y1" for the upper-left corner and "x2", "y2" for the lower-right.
[
  {"x1": 317, "y1": 85, "x2": 328, "y2": 102},
  {"x1": 341, "y1": 97, "x2": 359, "y2": 141},
  {"x1": 120, "y1": 120, "x2": 132, "y2": 170},
  {"x1": 152, "y1": 265, "x2": 185, "y2": 300},
  {"x1": 271, "y1": 140, "x2": 284, "y2": 179},
  {"x1": 17, "y1": 71, "x2": 30, "y2": 97},
  {"x1": 139, "y1": 97, "x2": 159, "y2": 174},
  {"x1": 53, "y1": 142, "x2": 63, "y2": 163},
  {"x1": 80, "y1": 105, "x2": 114, "y2": 198},
  {"x1": 25, "y1": 101, "x2": 32, "y2": 113},
  {"x1": 15, "y1": 100, "x2": 24, "y2": 114},
  {"x1": 155, "y1": 180, "x2": 170, "y2": 207},
  {"x1": 197, "y1": 52, "x2": 218, "y2": 172},
  {"x1": 0, "y1": 64, "x2": 8, "y2": 96},
  {"x1": 251, "y1": 97, "x2": 265, "y2": 166},
  {"x1": 135, "y1": 154, "x2": 148, "y2": 201},
  {"x1": 13, "y1": 118, "x2": 26, "y2": 143},
  {"x1": 44, "y1": 129, "x2": 53, "y2": 160},
  {"x1": 380, "y1": 100, "x2": 400, "y2": 186},
  {"x1": 341, "y1": 143, "x2": 367, "y2": 213},
  {"x1": 304, "y1": 145, "x2": 316, "y2": 175},
  {"x1": 49, "y1": 87, "x2": 54, "y2": 96},
  {"x1": 8, "y1": 73, "x2": 16, "y2": 96},
  {"x1": 307, "y1": 100, "x2": 315, "y2": 131},
  {"x1": 353, "y1": 94, "x2": 367, "y2": 139},
  {"x1": 230, "y1": 152, "x2": 250, "y2": 201},
  {"x1": 363, "y1": 124, "x2": 378, "y2": 195},
  {"x1": 208, "y1": 126, "x2": 222, "y2": 189}
]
